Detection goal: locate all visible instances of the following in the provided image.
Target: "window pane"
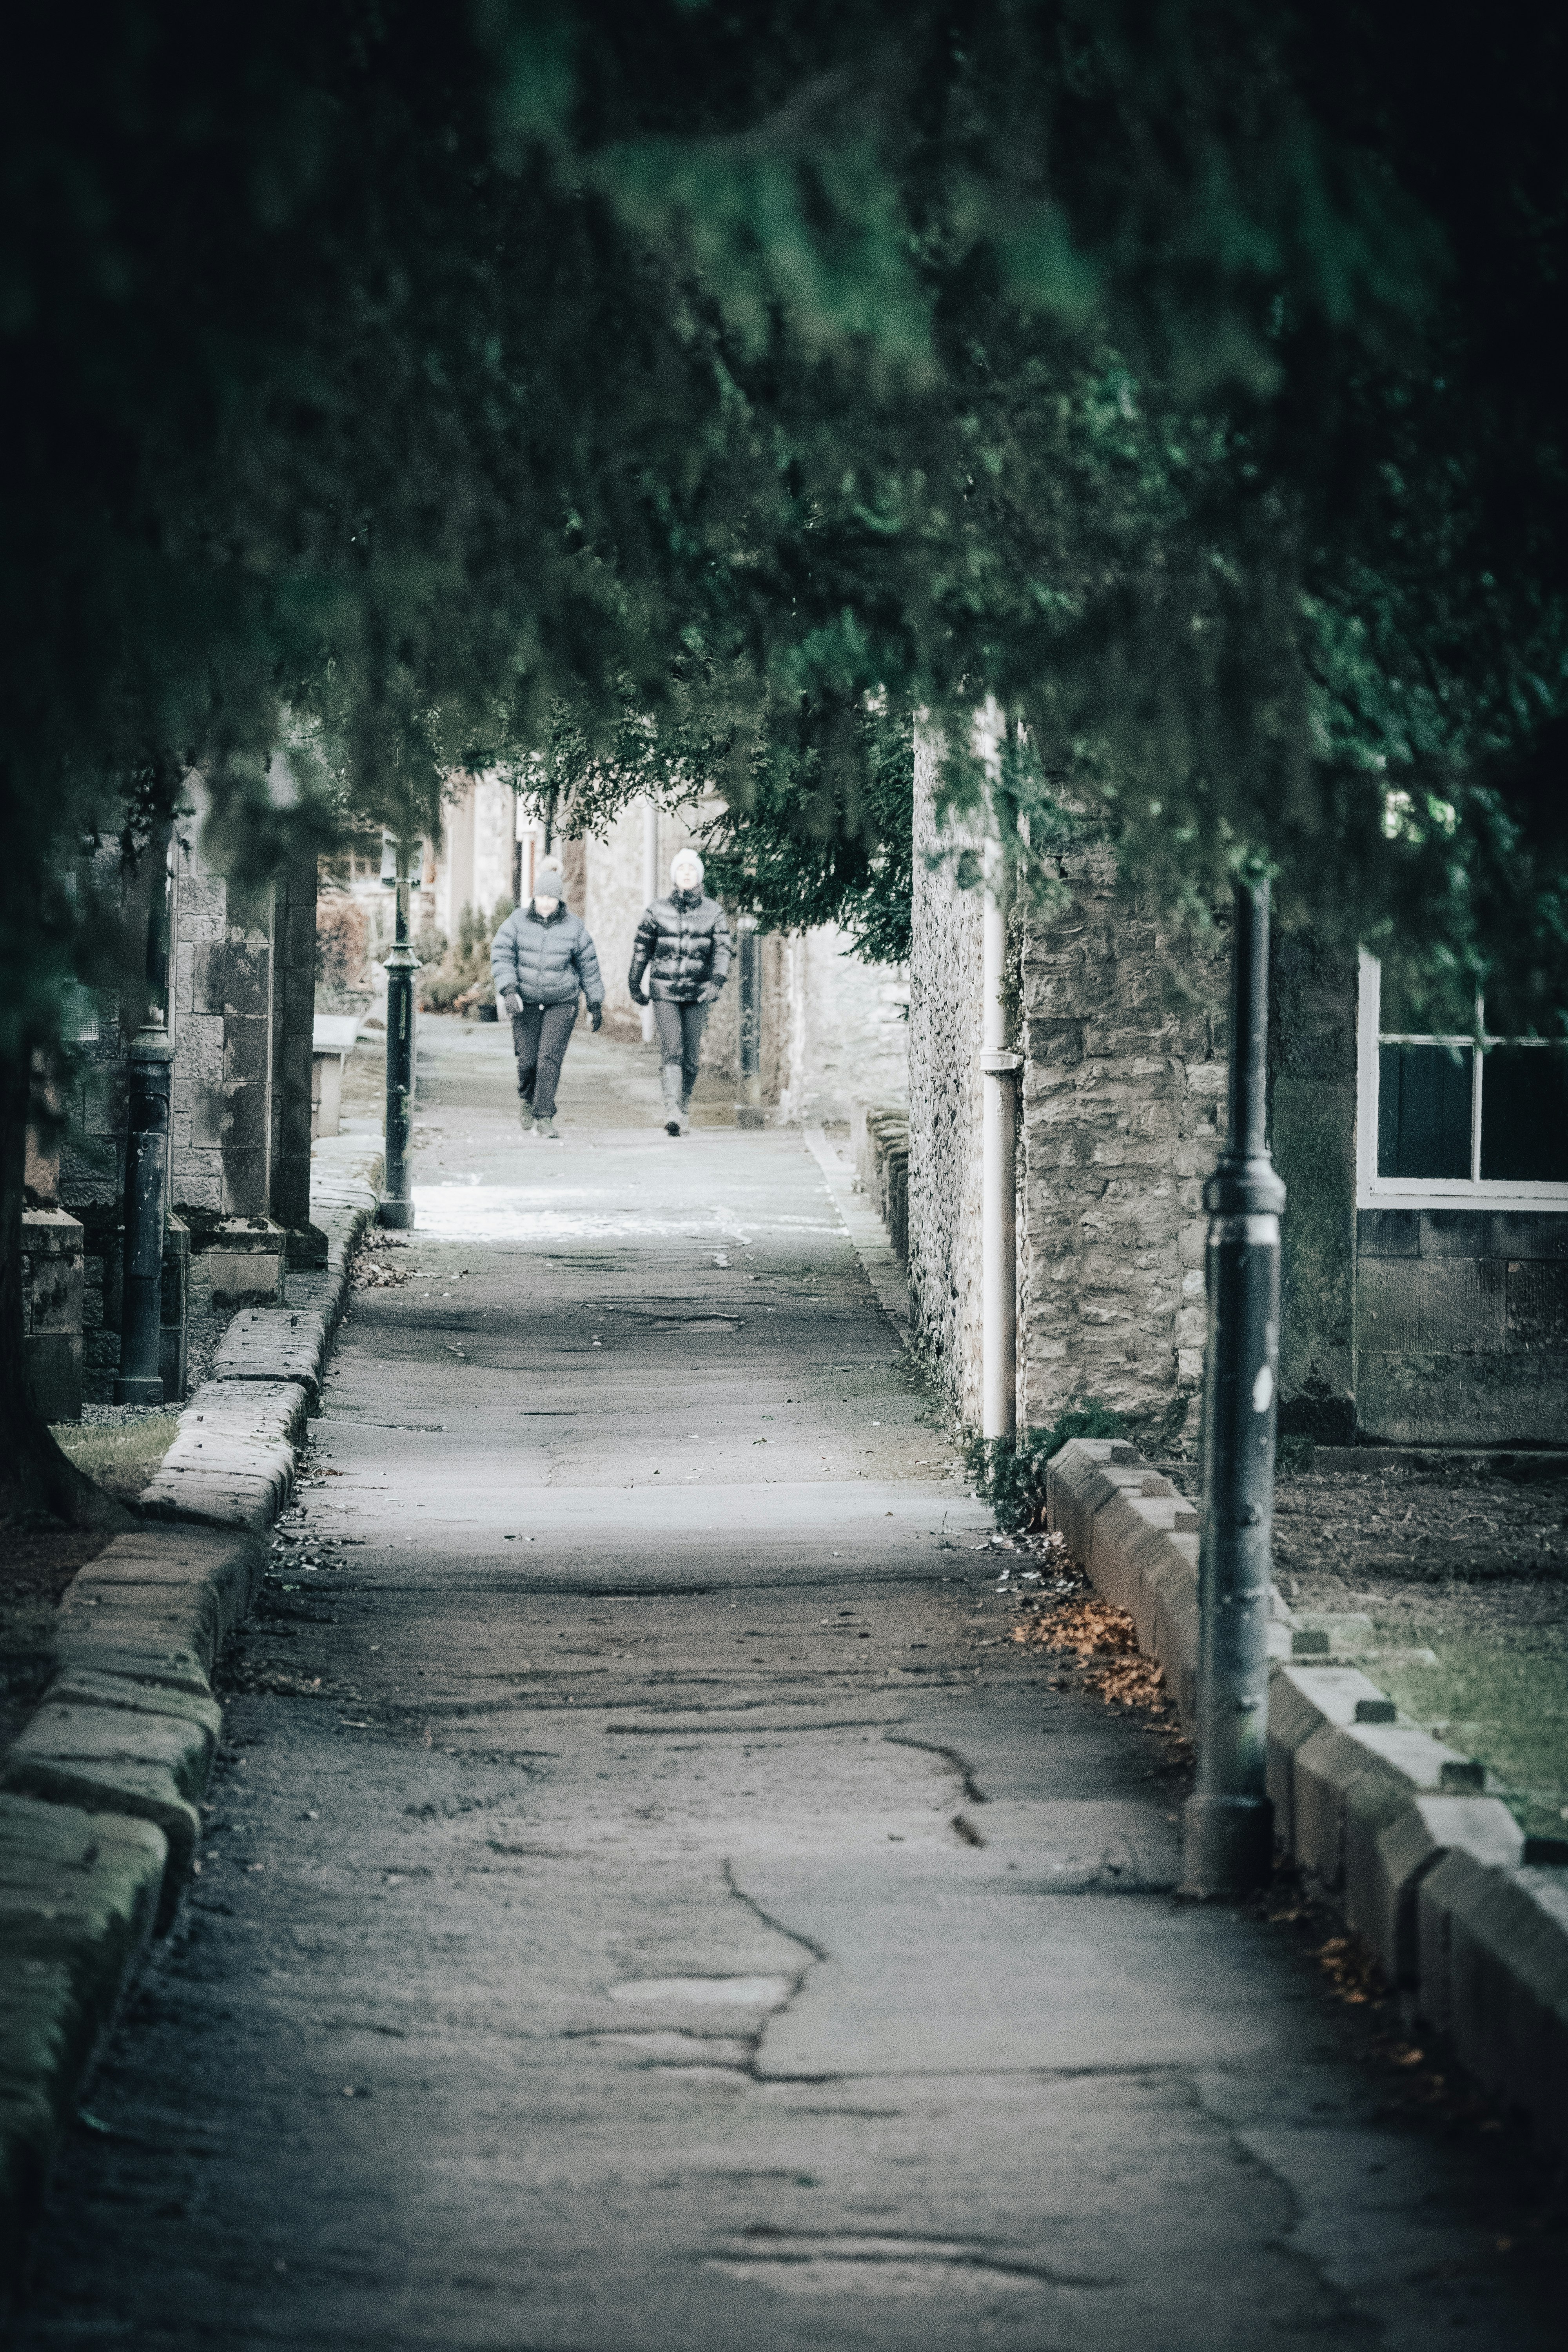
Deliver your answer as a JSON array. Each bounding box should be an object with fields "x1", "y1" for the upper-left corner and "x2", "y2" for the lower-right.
[
  {"x1": 1378, "y1": 1043, "x2": 1472, "y2": 1178},
  {"x1": 1480, "y1": 1046, "x2": 1568, "y2": 1182}
]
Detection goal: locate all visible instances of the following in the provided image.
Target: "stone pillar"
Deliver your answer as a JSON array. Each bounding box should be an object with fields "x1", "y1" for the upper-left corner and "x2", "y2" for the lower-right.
[
  {"x1": 169, "y1": 831, "x2": 285, "y2": 1312},
  {"x1": 217, "y1": 877, "x2": 277, "y2": 1219},
  {"x1": 22, "y1": 1210, "x2": 84, "y2": 1421},
  {"x1": 270, "y1": 842, "x2": 325, "y2": 1265}
]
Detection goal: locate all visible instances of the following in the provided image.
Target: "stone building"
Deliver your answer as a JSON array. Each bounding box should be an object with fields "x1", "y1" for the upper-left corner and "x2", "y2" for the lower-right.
[{"x1": 906, "y1": 744, "x2": 1568, "y2": 1449}]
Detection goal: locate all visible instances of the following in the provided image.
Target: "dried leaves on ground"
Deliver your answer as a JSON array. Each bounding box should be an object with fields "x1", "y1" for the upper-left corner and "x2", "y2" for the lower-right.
[
  {"x1": 994, "y1": 1537, "x2": 1178, "y2": 1725},
  {"x1": 1011, "y1": 1595, "x2": 1171, "y2": 1712},
  {"x1": 353, "y1": 1232, "x2": 413, "y2": 1289}
]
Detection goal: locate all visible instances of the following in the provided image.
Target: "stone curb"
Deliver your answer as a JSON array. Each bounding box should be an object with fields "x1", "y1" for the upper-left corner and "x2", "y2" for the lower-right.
[
  {"x1": 1045, "y1": 1434, "x2": 1566, "y2": 2153},
  {"x1": 0, "y1": 1796, "x2": 167, "y2": 2292},
  {"x1": 0, "y1": 1140, "x2": 382, "y2": 2318},
  {"x1": 804, "y1": 1128, "x2": 911, "y2": 1343}
]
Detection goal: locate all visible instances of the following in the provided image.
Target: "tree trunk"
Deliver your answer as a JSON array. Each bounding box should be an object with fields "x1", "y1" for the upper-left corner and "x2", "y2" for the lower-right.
[{"x1": 0, "y1": 1046, "x2": 130, "y2": 1535}]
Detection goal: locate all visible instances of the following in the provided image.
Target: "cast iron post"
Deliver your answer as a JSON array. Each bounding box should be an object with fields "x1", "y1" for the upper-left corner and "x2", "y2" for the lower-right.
[
  {"x1": 115, "y1": 824, "x2": 175, "y2": 1404},
  {"x1": 380, "y1": 858, "x2": 420, "y2": 1231},
  {"x1": 735, "y1": 915, "x2": 764, "y2": 1128},
  {"x1": 1183, "y1": 875, "x2": 1285, "y2": 1896}
]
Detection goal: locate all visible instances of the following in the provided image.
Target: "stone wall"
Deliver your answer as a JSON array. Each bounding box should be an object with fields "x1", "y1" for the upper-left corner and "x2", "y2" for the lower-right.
[
  {"x1": 1016, "y1": 853, "x2": 1229, "y2": 1447},
  {"x1": 55, "y1": 858, "x2": 141, "y2": 1402},
  {"x1": 1354, "y1": 1213, "x2": 1568, "y2": 1443},
  {"x1": 1269, "y1": 936, "x2": 1357, "y2": 1440},
  {"x1": 169, "y1": 840, "x2": 235, "y2": 1216},
  {"x1": 906, "y1": 733, "x2": 985, "y2": 1426},
  {"x1": 775, "y1": 927, "x2": 909, "y2": 1126},
  {"x1": 269, "y1": 843, "x2": 318, "y2": 1241}
]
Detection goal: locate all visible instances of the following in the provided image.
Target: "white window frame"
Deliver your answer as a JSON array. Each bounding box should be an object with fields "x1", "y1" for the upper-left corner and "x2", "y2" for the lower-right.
[{"x1": 1356, "y1": 951, "x2": 1568, "y2": 1211}]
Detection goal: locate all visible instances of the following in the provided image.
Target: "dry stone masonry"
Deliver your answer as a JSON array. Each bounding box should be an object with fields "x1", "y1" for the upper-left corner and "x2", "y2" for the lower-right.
[{"x1": 1017, "y1": 848, "x2": 1229, "y2": 1444}]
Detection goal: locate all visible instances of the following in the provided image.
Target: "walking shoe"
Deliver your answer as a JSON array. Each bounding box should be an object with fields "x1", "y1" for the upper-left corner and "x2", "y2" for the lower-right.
[
  {"x1": 664, "y1": 1115, "x2": 681, "y2": 1136},
  {"x1": 537, "y1": 1117, "x2": 560, "y2": 1140},
  {"x1": 518, "y1": 1103, "x2": 535, "y2": 1136},
  {"x1": 677, "y1": 1109, "x2": 692, "y2": 1135}
]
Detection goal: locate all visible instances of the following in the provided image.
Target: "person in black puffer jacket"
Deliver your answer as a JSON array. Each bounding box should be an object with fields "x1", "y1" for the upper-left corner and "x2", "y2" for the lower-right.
[
  {"x1": 629, "y1": 849, "x2": 731, "y2": 1135},
  {"x1": 490, "y1": 868, "x2": 604, "y2": 1139}
]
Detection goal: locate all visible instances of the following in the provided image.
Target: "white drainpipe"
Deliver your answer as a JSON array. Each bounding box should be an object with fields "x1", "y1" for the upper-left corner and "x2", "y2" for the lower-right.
[
  {"x1": 640, "y1": 799, "x2": 659, "y2": 1044},
  {"x1": 980, "y1": 820, "x2": 1022, "y2": 1443}
]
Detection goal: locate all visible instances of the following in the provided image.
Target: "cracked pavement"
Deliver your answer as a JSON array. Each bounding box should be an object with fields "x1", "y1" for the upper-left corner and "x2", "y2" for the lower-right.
[{"x1": 16, "y1": 1022, "x2": 1559, "y2": 2349}]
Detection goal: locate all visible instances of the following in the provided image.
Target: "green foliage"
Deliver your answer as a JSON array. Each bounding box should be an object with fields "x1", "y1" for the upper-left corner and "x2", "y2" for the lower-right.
[
  {"x1": 420, "y1": 897, "x2": 514, "y2": 1012},
  {"x1": 698, "y1": 704, "x2": 914, "y2": 962},
  {"x1": 964, "y1": 1401, "x2": 1130, "y2": 1534},
  {"x1": 5, "y1": 0, "x2": 1567, "y2": 1083}
]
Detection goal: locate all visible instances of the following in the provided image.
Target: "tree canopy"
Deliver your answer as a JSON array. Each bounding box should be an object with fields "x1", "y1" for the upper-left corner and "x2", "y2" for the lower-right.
[{"x1": 4, "y1": 0, "x2": 1565, "y2": 1042}]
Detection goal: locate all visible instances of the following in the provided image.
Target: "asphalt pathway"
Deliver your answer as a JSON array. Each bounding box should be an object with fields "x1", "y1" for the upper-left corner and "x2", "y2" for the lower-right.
[{"x1": 18, "y1": 1019, "x2": 1559, "y2": 2349}]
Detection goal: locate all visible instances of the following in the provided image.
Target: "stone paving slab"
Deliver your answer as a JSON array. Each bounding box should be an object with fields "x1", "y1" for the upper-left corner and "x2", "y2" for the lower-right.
[{"x1": 0, "y1": 1798, "x2": 166, "y2": 2314}]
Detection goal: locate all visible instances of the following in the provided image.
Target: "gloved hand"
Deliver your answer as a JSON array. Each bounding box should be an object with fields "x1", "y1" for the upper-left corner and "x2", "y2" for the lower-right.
[
  {"x1": 501, "y1": 990, "x2": 523, "y2": 1020},
  {"x1": 629, "y1": 982, "x2": 649, "y2": 1007},
  {"x1": 697, "y1": 982, "x2": 721, "y2": 1004},
  {"x1": 588, "y1": 1003, "x2": 603, "y2": 1032}
]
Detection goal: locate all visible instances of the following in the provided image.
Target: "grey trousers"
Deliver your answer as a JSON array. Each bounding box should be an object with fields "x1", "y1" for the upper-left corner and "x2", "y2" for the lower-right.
[
  {"x1": 511, "y1": 1000, "x2": 577, "y2": 1119},
  {"x1": 652, "y1": 998, "x2": 708, "y2": 1107}
]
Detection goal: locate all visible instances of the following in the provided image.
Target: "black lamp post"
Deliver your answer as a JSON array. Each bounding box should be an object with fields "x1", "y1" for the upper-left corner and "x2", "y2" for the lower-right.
[
  {"x1": 1183, "y1": 875, "x2": 1285, "y2": 1896},
  {"x1": 379, "y1": 848, "x2": 419, "y2": 1231},
  {"x1": 114, "y1": 825, "x2": 175, "y2": 1404}
]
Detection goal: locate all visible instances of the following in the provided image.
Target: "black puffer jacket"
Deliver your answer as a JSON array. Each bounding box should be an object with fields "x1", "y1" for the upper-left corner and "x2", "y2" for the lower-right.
[
  {"x1": 629, "y1": 889, "x2": 731, "y2": 1003},
  {"x1": 490, "y1": 904, "x2": 604, "y2": 1008}
]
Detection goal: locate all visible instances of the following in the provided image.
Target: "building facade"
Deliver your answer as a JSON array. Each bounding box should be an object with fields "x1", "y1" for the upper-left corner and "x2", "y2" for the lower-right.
[{"x1": 906, "y1": 751, "x2": 1568, "y2": 1450}]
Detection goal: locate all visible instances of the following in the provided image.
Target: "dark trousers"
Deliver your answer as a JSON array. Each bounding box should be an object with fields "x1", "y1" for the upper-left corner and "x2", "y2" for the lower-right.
[
  {"x1": 511, "y1": 1001, "x2": 577, "y2": 1119},
  {"x1": 652, "y1": 998, "x2": 708, "y2": 1104}
]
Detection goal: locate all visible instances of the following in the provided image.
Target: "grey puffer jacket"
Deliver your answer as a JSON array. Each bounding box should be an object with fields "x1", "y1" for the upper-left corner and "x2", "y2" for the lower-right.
[
  {"x1": 490, "y1": 904, "x2": 604, "y2": 1009},
  {"x1": 629, "y1": 889, "x2": 731, "y2": 1003}
]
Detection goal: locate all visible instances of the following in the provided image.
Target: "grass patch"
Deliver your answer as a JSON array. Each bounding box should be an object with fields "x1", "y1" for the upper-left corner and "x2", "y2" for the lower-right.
[
  {"x1": 1367, "y1": 1629, "x2": 1568, "y2": 1840},
  {"x1": 51, "y1": 1414, "x2": 181, "y2": 1506}
]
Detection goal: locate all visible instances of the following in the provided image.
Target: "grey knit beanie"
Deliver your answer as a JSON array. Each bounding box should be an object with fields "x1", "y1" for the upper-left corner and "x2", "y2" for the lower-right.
[{"x1": 534, "y1": 867, "x2": 566, "y2": 902}]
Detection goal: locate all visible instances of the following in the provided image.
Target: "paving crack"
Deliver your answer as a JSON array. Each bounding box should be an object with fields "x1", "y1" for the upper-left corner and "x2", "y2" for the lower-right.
[
  {"x1": 883, "y1": 1730, "x2": 987, "y2": 1804},
  {"x1": 722, "y1": 1858, "x2": 830, "y2": 1962}
]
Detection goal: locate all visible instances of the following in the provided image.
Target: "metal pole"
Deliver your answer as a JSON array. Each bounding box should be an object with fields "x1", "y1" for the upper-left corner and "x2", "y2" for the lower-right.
[
  {"x1": 735, "y1": 915, "x2": 764, "y2": 1128},
  {"x1": 640, "y1": 798, "x2": 658, "y2": 1045},
  {"x1": 1183, "y1": 876, "x2": 1285, "y2": 1896},
  {"x1": 115, "y1": 824, "x2": 175, "y2": 1405},
  {"x1": 980, "y1": 837, "x2": 1020, "y2": 1442},
  {"x1": 379, "y1": 858, "x2": 420, "y2": 1232}
]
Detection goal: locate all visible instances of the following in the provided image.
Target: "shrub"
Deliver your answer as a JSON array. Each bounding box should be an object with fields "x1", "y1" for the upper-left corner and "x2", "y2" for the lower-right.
[
  {"x1": 315, "y1": 889, "x2": 369, "y2": 1001},
  {"x1": 420, "y1": 895, "x2": 513, "y2": 1011},
  {"x1": 964, "y1": 1399, "x2": 1129, "y2": 1533}
]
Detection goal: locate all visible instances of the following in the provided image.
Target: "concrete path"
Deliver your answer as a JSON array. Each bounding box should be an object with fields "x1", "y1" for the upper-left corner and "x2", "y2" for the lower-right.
[{"x1": 18, "y1": 1021, "x2": 1558, "y2": 2348}]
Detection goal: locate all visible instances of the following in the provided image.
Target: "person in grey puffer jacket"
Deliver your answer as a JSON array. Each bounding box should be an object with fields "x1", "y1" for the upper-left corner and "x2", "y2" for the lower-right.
[
  {"x1": 629, "y1": 849, "x2": 731, "y2": 1135},
  {"x1": 490, "y1": 867, "x2": 604, "y2": 1138}
]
